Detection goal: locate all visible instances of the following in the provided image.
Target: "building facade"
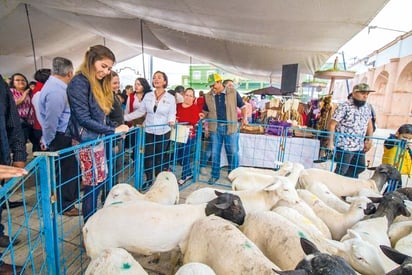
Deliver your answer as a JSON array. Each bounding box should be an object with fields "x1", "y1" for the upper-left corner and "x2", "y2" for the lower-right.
[{"x1": 334, "y1": 31, "x2": 412, "y2": 129}]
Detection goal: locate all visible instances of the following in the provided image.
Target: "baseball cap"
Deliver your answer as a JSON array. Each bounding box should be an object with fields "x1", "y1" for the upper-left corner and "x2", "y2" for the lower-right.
[
  {"x1": 207, "y1": 73, "x2": 222, "y2": 86},
  {"x1": 352, "y1": 83, "x2": 375, "y2": 93}
]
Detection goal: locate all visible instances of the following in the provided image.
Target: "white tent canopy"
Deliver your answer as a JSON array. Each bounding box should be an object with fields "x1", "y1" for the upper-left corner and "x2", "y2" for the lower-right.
[{"x1": 0, "y1": 0, "x2": 389, "y2": 80}]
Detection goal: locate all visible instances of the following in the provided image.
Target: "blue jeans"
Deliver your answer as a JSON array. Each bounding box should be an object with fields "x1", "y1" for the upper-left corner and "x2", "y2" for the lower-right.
[
  {"x1": 210, "y1": 125, "x2": 239, "y2": 179},
  {"x1": 177, "y1": 137, "x2": 195, "y2": 179},
  {"x1": 200, "y1": 137, "x2": 212, "y2": 168},
  {"x1": 334, "y1": 148, "x2": 366, "y2": 178},
  {"x1": 0, "y1": 180, "x2": 5, "y2": 237}
]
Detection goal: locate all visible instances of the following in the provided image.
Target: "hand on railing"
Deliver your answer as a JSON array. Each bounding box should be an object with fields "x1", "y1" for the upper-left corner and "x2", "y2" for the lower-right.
[
  {"x1": 0, "y1": 165, "x2": 27, "y2": 180},
  {"x1": 115, "y1": 124, "x2": 130, "y2": 139}
]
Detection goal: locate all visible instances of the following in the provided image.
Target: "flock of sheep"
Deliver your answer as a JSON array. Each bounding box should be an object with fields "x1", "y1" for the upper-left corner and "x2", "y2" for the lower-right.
[{"x1": 82, "y1": 162, "x2": 412, "y2": 275}]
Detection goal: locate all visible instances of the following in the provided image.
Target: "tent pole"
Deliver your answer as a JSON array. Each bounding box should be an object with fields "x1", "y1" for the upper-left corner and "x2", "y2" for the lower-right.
[
  {"x1": 24, "y1": 4, "x2": 37, "y2": 72},
  {"x1": 140, "y1": 20, "x2": 146, "y2": 79},
  {"x1": 341, "y1": 51, "x2": 350, "y2": 95}
]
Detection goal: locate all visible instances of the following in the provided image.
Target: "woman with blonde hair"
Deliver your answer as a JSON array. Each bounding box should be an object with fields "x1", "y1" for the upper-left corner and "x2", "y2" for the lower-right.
[{"x1": 66, "y1": 45, "x2": 129, "y2": 222}]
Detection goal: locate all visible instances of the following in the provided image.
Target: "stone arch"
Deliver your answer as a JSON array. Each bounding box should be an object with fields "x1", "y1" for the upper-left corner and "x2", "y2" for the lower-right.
[
  {"x1": 373, "y1": 71, "x2": 389, "y2": 94},
  {"x1": 395, "y1": 61, "x2": 412, "y2": 92}
]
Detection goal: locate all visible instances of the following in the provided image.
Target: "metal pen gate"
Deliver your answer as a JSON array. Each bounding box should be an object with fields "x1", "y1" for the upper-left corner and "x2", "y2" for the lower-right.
[{"x1": 0, "y1": 121, "x2": 404, "y2": 274}]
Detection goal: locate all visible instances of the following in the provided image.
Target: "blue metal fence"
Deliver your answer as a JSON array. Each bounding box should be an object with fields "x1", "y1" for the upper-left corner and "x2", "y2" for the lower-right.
[{"x1": 0, "y1": 120, "x2": 404, "y2": 274}]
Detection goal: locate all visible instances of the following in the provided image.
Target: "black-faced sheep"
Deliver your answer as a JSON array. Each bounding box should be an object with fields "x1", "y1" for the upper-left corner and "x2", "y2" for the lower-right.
[{"x1": 83, "y1": 191, "x2": 246, "y2": 260}]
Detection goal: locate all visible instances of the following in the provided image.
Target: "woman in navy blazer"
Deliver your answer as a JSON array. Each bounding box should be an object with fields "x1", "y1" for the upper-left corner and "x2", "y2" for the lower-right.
[{"x1": 66, "y1": 45, "x2": 129, "y2": 222}]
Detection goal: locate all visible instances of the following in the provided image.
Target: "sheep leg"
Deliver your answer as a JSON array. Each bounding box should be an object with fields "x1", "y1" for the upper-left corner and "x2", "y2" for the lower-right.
[{"x1": 169, "y1": 247, "x2": 183, "y2": 275}]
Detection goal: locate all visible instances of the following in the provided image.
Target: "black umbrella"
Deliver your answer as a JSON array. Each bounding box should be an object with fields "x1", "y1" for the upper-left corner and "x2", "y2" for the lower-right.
[{"x1": 247, "y1": 86, "x2": 283, "y2": 96}]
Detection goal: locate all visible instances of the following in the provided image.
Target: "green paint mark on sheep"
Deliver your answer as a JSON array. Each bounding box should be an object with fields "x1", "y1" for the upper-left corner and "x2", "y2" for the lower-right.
[
  {"x1": 242, "y1": 241, "x2": 253, "y2": 249},
  {"x1": 121, "y1": 263, "x2": 131, "y2": 270},
  {"x1": 110, "y1": 201, "x2": 123, "y2": 206}
]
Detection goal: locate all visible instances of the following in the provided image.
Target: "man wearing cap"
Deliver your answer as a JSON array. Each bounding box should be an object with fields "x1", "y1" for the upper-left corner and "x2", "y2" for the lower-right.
[
  {"x1": 199, "y1": 73, "x2": 248, "y2": 185},
  {"x1": 327, "y1": 83, "x2": 375, "y2": 178}
]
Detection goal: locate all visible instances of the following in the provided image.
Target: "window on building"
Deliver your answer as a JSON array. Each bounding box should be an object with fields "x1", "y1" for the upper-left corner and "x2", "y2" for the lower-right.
[
  {"x1": 207, "y1": 70, "x2": 215, "y2": 78},
  {"x1": 192, "y1": 71, "x2": 201, "y2": 80}
]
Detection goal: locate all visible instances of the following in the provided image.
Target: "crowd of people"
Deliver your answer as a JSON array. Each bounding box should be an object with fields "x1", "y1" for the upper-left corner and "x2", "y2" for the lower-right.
[
  {"x1": 1, "y1": 44, "x2": 250, "y2": 223},
  {"x1": 1, "y1": 44, "x2": 412, "y2": 273}
]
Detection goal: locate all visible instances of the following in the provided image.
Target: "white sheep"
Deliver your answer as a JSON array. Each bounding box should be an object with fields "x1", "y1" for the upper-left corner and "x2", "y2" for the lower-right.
[
  {"x1": 85, "y1": 247, "x2": 148, "y2": 275},
  {"x1": 388, "y1": 220, "x2": 412, "y2": 246},
  {"x1": 175, "y1": 262, "x2": 216, "y2": 275},
  {"x1": 395, "y1": 232, "x2": 412, "y2": 257},
  {"x1": 272, "y1": 206, "x2": 331, "y2": 243},
  {"x1": 327, "y1": 230, "x2": 387, "y2": 275},
  {"x1": 83, "y1": 192, "x2": 245, "y2": 260},
  {"x1": 341, "y1": 216, "x2": 391, "y2": 246},
  {"x1": 297, "y1": 169, "x2": 377, "y2": 197},
  {"x1": 301, "y1": 181, "x2": 350, "y2": 213},
  {"x1": 241, "y1": 210, "x2": 323, "y2": 270},
  {"x1": 297, "y1": 189, "x2": 371, "y2": 240},
  {"x1": 183, "y1": 215, "x2": 280, "y2": 274},
  {"x1": 144, "y1": 171, "x2": 179, "y2": 204},
  {"x1": 274, "y1": 196, "x2": 332, "y2": 239},
  {"x1": 297, "y1": 164, "x2": 400, "y2": 197},
  {"x1": 185, "y1": 180, "x2": 299, "y2": 214},
  {"x1": 340, "y1": 217, "x2": 397, "y2": 273},
  {"x1": 103, "y1": 184, "x2": 144, "y2": 207},
  {"x1": 227, "y1": 161, "x2": 293, "y2": 182},
  {"x1": 231, "y1": 162, "x2": 304, "y2": 191},
  {"x1": 104, "y1": 171, "x2": 179, "y2": 207}
]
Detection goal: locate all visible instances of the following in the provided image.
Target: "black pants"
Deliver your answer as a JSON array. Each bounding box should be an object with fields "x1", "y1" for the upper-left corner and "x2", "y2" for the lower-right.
[
  {"x1": 49, "y1": 133, "x2": 79, "y2": 212},
  {"x1": 21, "y1": 122, "x2": 41, "y2": 153},
  {"x1": 144, "y1": 132, "x2": 171, "y2": 186},
  {"x1": 334, "y1": 148, "x2": 366, "y2": 178}
]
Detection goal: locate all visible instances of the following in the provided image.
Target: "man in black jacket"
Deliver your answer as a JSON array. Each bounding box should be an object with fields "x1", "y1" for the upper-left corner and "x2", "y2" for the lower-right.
[{"x1": 0, "y1": 75, "x2": 26, "y2": 274}]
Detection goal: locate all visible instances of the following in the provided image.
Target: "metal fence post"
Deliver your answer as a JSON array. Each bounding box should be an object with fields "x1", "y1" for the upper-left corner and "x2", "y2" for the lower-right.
[{"x1": 36, "y1": 154, "x2": 59, "y2": 274}]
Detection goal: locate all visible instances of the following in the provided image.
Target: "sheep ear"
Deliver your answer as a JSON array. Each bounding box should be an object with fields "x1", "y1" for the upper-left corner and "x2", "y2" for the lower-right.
[
  {"x1": 380, "y1": 245, "x2": 409, "y2": 265},
  {"x1": 300, "y1": 238, "x2": 319, "y2": 255},
  {"x1": 400, "y1": 202, "x2": 411, "y2": 217},
  {"x1": 344, "y1": 196, "x2": 353, "y2": 203},
  {"x1": 214, "y1": 190, "x2": 224, "y2": 196},
  {"x1": 347, "y1": 229, "x2": 362, "y2": 240},
  {"x1": 271, "y1": 268, "x2": 304, "y2": 275},
  {"x1": 263, "y1": 182, "x2": 280, "y2": 190},
  {"x1": 325, "y1": 239, "x2": 346, "y2": 253}
]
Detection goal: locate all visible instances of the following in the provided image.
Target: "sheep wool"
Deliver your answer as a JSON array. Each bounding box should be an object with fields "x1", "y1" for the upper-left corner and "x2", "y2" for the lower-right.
[{"x1": 85, "y1": 247, "x2": 148, "y2": 275}]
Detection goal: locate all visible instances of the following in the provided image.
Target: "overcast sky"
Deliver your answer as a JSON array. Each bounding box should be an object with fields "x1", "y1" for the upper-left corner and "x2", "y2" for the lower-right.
[{"x1": 338, "y1": 0, "x2": 412, "y2": 61}]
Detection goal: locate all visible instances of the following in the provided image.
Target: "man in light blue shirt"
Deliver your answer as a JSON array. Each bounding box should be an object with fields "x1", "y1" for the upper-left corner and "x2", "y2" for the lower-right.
[
  {"x1": 39, "y1": 59, "x2": 72, "y2": 148},
  {"x1": 39, "y1": 57, "x2": 80, "y2": 216}
]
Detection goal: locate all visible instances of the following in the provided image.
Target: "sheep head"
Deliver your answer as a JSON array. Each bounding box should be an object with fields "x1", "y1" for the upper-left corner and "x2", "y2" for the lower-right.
[
  {"x1": 364, "y1": 191, "x2": 411, "y2": 225},
  {"x1": 368, "y1": 164, "x2": 402, "y2": 192},
  {"x1": 328, "y1": 229, "x2": 386, "y2": 275},
  {"x1": 103, "y1": 184, "x2": 143, "y2": 207},
  {"x1": 205, "y1": 191, "x2": 246, "y2": 225},
  {"x1": 276, "y1": 238, "x2": 356, "y2": 275}
]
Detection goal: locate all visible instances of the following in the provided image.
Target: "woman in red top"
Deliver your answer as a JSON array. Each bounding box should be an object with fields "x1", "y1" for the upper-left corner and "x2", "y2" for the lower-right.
[{"x1": 176, "y1": 88, "x2": 201, "y2": 185}]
